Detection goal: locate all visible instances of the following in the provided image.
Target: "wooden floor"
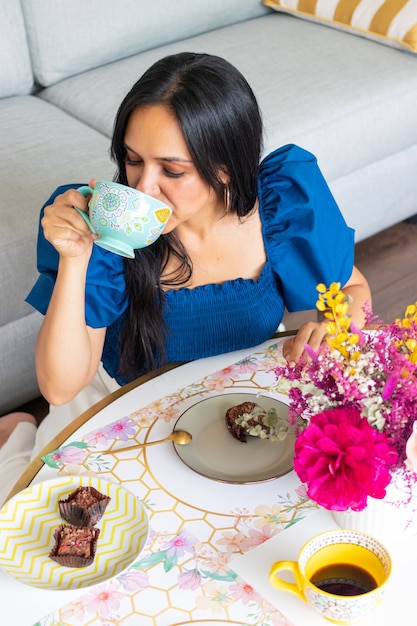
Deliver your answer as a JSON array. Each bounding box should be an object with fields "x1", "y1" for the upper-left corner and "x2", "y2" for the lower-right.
[
  {"x1": 17, "y1": 218, "x2": 417, "y2": 422},
  {"x1": 283, "y1": 219, "x2": 417, "y2": 331}
]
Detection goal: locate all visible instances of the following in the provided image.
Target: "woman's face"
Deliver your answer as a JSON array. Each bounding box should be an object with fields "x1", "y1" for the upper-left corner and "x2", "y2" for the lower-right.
[{"x1": 123, "y1": 104, "x2": 225, "y2": 233}]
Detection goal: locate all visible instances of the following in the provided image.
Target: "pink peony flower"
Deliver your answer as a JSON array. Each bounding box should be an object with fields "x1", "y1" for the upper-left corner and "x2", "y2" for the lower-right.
[
  {"x1": 294, "y1": 408, "x2": 398, "y2": 511},
  {"x1": 178, "y1": 568, "x2": 202, "y2": 591},
  {"x1": 240, "y1": 524, "x2": 280, "y2": 551},
  {"x1": 83, "y1": 582, "x2": 124, "y2": 618},
  {"x1": 117, "y1": 569, "x2": 148, "y2": 592},
  {"x1": 229, "y1": 578, "x2": 262, "y2": 604},
  {"x1": 51, "y1": 445, "x2": 86, "y2": 466}
]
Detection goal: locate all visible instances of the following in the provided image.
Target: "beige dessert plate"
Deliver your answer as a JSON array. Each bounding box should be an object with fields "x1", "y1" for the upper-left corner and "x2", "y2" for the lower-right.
[
  {"x1": 173, "y1": 392, "x2": 295, "y2": 483},
  {"x1": 0, "y1": 475, "x2": 148, "y2": 589}
]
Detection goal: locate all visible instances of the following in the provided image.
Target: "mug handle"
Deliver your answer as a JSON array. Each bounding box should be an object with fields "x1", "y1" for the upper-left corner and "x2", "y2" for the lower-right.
[
  {"x1": 74, "y1": 185, "x2": 96, "y2": 233},
  {"x1": 269, "y1": 560, "x2": 305, "y2": 601}
]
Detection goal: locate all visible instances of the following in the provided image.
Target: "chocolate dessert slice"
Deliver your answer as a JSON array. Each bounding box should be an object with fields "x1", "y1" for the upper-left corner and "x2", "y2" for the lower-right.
[
  {"x1": 59, "y1": 486, "x2": 111, "y2": 527},
  {"x1": 49, "y1": 524, "x2": 100, "y2": 568}
]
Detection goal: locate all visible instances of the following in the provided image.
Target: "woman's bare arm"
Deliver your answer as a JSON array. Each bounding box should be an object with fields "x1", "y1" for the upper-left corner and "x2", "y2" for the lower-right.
[{"x1": 34, "y1": 187, "x2": 106, "y2": 405}]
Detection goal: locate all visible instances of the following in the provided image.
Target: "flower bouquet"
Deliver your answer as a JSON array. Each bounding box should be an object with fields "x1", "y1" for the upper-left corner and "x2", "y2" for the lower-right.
[{"x1": 271, "y1": 283, "x2": 417, "y2": 513}]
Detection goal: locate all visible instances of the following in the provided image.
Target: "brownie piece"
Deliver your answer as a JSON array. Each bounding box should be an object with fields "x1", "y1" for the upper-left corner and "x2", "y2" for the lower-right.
[
  {"x1": 58, "y1": 486, "x2": 111, "y2": 527},
  {"x1": 49, "y1": 524, "x2": 100, "y2": 568},
  {"x1": 225, "y1": 401, "x2": 286, "y2": 442}
]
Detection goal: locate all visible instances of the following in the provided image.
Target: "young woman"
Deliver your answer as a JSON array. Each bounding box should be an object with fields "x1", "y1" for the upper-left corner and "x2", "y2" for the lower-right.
[{"x1": 0, "y1": 52, "x2": 370, "y2": 504}]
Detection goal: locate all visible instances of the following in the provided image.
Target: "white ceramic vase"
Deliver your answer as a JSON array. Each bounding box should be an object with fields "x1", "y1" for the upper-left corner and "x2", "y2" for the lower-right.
[{"x1": 331, "y1": 472, "x2": 417, "y2": 547}]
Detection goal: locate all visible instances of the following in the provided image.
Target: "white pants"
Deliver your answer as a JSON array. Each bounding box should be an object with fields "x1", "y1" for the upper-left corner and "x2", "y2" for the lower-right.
[{"x1": 0, "y1": 364, "x2": 120, "y2": 507}]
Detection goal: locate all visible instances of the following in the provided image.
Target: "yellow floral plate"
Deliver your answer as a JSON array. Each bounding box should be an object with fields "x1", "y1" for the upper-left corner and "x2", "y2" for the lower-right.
[
  {"x1": 0, "y1": 475, "x2": 148, "y2": 590},
  {"x1": 173, "y1": 392, "x2": 295, "y2": 483}
]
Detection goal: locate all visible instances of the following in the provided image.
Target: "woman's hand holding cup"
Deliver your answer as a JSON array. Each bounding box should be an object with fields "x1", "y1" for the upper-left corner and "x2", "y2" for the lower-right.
[{"x1": 42, "y1": 185, "x2": 99, "y2": 259}]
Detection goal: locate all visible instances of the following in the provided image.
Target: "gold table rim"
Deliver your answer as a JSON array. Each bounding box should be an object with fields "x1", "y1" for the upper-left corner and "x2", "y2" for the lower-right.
[
  {"x1": 6, "y1": 329, "x2": 296, "y2": 501},
  {"x1": 6, "y1": 363, "x2": 182, "y2": 501}
]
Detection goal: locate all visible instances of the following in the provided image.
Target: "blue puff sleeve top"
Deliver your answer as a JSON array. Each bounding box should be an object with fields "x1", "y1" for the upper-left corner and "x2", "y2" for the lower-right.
[{"x1": 26, "y1": 144, "x2": 354, "y2": 385}]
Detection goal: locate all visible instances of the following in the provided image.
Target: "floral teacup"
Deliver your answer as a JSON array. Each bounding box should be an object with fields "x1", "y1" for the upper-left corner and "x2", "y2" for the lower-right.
[{"x1": 76, "y1": 180, "x2": 172, "y2": 258}]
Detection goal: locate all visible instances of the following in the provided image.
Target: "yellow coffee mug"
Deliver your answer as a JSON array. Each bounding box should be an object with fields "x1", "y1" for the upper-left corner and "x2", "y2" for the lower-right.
[{"x1": 269, "y1": 529, "x2": 391, "y2": 624}]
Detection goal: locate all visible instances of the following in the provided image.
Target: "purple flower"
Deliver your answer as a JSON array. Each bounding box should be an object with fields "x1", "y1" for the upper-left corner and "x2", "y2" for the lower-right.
[
  {"x1": 162, "y1": 531, "x2": 196, "y2": 558},
  {"x1": 103, "y1": 416, "x2": 136, "y2": 441}
]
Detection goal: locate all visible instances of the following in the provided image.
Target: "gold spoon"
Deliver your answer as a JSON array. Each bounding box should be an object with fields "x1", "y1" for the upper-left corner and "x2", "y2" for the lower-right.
[{"x1": 97, "y1": 430, "x2": 192, "y2": 456}]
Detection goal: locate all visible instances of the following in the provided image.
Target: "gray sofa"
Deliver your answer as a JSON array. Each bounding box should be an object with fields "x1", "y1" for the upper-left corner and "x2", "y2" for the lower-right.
[{"x1": 1, "y1": 0, "x2": 417, "y2": 415}]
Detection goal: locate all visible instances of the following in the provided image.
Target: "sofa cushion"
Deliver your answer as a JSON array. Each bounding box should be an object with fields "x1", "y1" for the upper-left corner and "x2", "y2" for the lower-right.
[
  {"x1": 39, "y1": 13, "x2": 417, "y2": 242},
  {"x1": 0, "y1": 311, "x2": 44, "y2": 414},
  {"x1": 264, "y1": 0, "x2": 417, "y2": 53},
  {"x1": 21, "y1": 0, "x2": 269, "y2": 87},
  {"x1": 0, "y1": 96, "x2": 115, "y2": 329},
  {"x1": 39, "y1": 15, "x2": 417, "y2": 181},
  {"x1": 0, "y1": 95, "x2": 117, "y2": 413},
  {"x1": 0, "y1": 0, "x2": 33, "y2": 97}
]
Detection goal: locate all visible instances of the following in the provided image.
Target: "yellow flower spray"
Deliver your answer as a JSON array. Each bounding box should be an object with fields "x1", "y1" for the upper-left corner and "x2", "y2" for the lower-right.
[{"x1": 316, "y1": 282, "x2": 360, "y2": 361}]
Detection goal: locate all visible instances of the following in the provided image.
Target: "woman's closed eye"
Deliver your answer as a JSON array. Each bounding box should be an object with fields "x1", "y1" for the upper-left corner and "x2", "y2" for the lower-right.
[
  {"x1": 124, "y1": 157, "x2": 142, "y2": 166},
  {"x1": 162, "y1": 168, "x2": 184, "y2": 178},
  {"x1": 124, "y1": 157, "x2": 184, "y2": 178}
]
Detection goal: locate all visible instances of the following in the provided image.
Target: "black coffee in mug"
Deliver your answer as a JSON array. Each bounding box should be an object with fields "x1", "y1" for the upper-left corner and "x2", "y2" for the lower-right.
[
  {"x1": 312, "y1": 563, "x2": 377, "y2": 596},
  {"x1": 270, "y1": 529, "x2": 392, "y2": 622}
]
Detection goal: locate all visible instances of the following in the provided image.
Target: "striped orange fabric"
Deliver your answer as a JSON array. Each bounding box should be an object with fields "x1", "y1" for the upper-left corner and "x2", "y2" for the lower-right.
[
  {"x1": 404, "y1": 22, "x2": 417, "y2": 50},
  {"x1": 370, "y1": 0, "x2": 409, "y2": 34},
  {"x1": 334, "y1": 0, "x2": 362, "y2": 24},
  {"x1": 298, "y1": 0, "x2": 318, "y2": 13},
  {"x1": 264, "y1": 0, "x2": 417, "y2": 52}
]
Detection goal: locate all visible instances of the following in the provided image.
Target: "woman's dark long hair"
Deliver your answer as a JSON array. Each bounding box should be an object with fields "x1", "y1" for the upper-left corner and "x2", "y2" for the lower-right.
[{"x1": 110, "y1": 52, "x2": 263, "y2": 378}]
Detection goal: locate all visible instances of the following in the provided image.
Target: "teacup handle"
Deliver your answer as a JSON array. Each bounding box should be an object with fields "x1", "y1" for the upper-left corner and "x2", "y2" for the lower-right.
[
  {"x1": 74, "y1": 185, "x2": 96, "y2": 233},
  {"x1": 269, "y1": 560, "x2": 305, "y2": 601}
]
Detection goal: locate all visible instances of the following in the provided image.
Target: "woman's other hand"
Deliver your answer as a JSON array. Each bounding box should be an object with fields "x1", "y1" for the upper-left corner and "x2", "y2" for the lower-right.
[
  {"x1": 281, "y1": 266, "x2": 371, "y2": 366},
  {"x1": 282, "y1": 321, "x2": 327, "y2": 366}
]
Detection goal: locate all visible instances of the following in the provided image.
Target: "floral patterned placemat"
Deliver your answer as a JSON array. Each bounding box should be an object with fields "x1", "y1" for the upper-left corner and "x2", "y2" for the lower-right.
[{"x1": 34, "y1": 341, "x2": 318, "y2": 626}]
